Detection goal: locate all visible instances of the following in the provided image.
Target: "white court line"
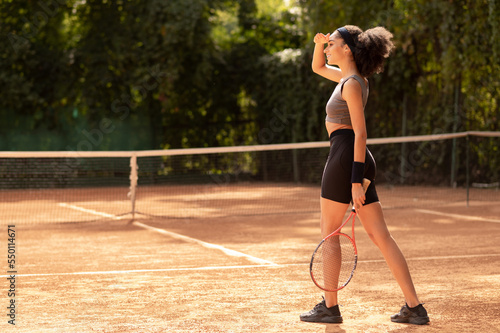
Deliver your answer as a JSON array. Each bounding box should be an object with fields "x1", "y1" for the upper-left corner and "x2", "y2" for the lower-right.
[
  {"x1": 133, "y1": 221, "x2": 277, "y2": 266},
  {"x1": 58, "y1": 203, "x2": 123, "y2": 220},
  {"x1": 58, "y1": 202, "x2": 276, "y2": 266},
  {"x1": 360, "y1": 253, "x2": 500, "y2": 263},
  {"x1": 2, "y1": 253, "x2": 499, "y2": 278},
  {"x1": 415, "y1": 209, "x2": 500, "y2": 223},
  {"x1": 0, "y1": 264, "x2": 279, "y2": 278}
]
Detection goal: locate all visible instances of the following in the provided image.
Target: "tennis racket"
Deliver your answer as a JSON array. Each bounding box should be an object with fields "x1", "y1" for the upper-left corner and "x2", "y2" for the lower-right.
[{"x1": 309, "y1": 178, "x2": 371, "y2": 292}]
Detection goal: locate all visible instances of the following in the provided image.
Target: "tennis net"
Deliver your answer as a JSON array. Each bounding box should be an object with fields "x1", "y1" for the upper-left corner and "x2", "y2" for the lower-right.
[{"x1": 1, "y1": 131, "x2": 498, "y2": 225}]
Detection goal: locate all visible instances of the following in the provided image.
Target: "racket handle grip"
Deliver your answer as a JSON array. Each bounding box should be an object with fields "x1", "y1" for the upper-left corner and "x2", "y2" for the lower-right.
[
  {"x1": 352, "y1": 178, "x2": 371, "y2": 212},
  {"x1": 362, "y1": 178, "x2": 371, "y2": 191}
]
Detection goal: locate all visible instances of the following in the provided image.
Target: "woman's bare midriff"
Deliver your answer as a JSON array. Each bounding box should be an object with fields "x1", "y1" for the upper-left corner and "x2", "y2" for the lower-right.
[{"x1": 326, "y1": 121, "x2": 353, "y2": 137}]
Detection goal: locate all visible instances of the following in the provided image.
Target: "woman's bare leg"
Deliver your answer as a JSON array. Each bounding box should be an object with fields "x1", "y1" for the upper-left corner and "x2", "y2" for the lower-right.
[
  {"x1": 356, "y1": 202, "x2": 420, "y2": 307},
  {"x1": 320, "y1": 197, "x2": 350, "y2": 308}
]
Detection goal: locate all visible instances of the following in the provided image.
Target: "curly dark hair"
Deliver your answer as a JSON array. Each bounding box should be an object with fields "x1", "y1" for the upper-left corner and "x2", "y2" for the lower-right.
[{"x1": 340, "y1": 25, "x2": 395, "y2": 78}]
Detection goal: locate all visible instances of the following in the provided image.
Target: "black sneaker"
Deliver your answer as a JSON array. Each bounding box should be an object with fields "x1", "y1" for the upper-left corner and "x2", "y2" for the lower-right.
[
  {"x1": 391, "y1": 304, "x2": 429, "y2": 325},
  {"x1": 300, "y1": 298, "x2": 343, "y2": 324}
]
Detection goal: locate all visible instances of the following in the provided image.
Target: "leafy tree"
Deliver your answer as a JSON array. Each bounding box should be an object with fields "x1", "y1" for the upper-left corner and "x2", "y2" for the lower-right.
[
  {"x1": 0, "y1": 0, "x2": 76, "y2": 150},
  {"x1": 0, "y1": 0, "x2": 498, "y2": 187}
]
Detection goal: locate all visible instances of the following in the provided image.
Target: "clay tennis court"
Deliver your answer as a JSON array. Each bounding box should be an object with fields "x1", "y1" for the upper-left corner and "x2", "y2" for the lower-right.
[{"x1": 2, "y1": 184, "x2": 500, "y2": 332}]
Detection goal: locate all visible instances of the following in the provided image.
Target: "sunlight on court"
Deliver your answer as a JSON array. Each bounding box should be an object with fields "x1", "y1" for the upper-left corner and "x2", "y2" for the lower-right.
[{"x1": 1, "y1": 187, "x2": 498, "y2": 332}]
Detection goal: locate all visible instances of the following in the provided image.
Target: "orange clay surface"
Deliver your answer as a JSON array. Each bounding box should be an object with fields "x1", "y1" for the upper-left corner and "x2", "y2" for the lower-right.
[{"x1": 1, "y1": 185, "x2": 499, "y2": 332}]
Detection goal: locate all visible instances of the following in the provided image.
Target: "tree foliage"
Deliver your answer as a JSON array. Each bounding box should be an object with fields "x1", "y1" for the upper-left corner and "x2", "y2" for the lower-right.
[{"x1": 0, "y1": 0, "x2": 498, "y2": 159}]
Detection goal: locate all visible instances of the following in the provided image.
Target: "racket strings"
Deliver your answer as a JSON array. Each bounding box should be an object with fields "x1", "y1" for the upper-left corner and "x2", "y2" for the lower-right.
[{"x1": 311, "y1": 234, "x2": 356, "y2": 291}]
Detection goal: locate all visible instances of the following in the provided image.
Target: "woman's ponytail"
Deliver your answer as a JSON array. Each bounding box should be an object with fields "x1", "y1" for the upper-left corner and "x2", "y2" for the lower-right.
[{"x1": 343, "y1": 25, "x2": 395, "y2": 78}]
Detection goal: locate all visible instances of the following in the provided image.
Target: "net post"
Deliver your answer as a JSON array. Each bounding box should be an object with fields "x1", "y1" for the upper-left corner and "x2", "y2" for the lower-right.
[
  {"x1": 291, "y1": 125, "x2": 300, "y2": 183},
  {"x1": 465, "y1": 134, "x2": 470, "y2": 207},
  {"x1": 292, "y1": 148, "x2": 299, "y2": 183},
  {"x1": 129, "y1": 154, "x2": 138, "y2": 219},
  {"x1": 400, "y1": 93, "x2": 407, "y2": 184},
  {"x1": 451, "y1": 136, "x2": 457, "y2": 187},
  {"x1": 450, "y1": 80, "x2": 461, "y2": 188}
]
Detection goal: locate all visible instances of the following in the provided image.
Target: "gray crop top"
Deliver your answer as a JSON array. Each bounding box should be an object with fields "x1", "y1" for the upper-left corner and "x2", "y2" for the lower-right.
[{"x1": 325, "y1": 75, "x2": 369, "y2": 125}]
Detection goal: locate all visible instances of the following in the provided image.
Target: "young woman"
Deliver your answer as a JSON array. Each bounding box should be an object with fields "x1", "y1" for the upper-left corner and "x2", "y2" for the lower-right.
[{"x1": 299, "y1": 26, "x2": 429, "y2": 325}]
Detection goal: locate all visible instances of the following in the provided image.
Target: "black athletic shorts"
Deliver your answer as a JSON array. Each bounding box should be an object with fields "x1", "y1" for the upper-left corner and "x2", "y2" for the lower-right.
[{"x1": 321, "y1": 129, "x2": 379, "y2": 205}]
